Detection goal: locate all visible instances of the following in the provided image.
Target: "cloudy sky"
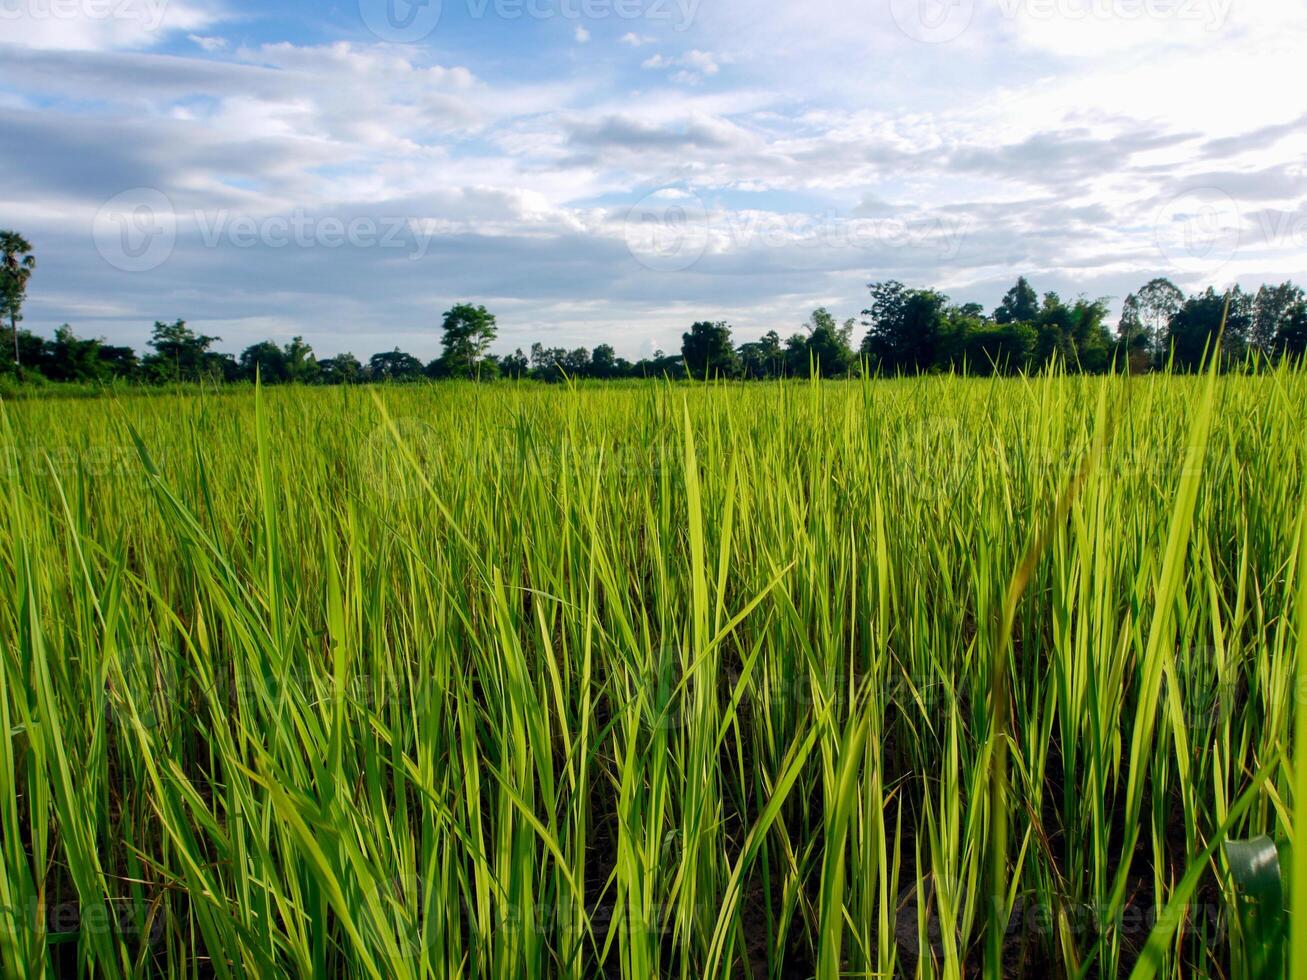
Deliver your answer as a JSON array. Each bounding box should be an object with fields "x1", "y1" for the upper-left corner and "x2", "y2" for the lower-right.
[{"x1": 2, "y1": 0, "x2": 1305, "y2": 359}]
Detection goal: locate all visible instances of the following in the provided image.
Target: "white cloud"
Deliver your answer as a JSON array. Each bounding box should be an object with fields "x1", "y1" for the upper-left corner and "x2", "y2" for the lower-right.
[
  {"x1": 991, "y1": 0, "x2": 1297, "y2": 57},
  {"x1": 2, "y1": 0, "x2": 1306, "y2": 356},
  {"x1": 0, "y1": 0, "x2": 221, "y2": 51},
  {"x1": 188, "y1": 34, "x2": 227, "y2": 52},
  {"x1": 642, "y1": 48, "x2": 721, "y2": 83}
]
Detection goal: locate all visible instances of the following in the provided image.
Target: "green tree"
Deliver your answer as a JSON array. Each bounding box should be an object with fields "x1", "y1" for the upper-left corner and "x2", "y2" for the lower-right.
[
  {"x1": 3, "y1": 330, "x2": 45, "y2": 373},
  {"x1": 804, "y1": 308, "x2": 856, "y2": 377},
  {"x1": 759, "y1": 330, "x2": 783, "y2": 377},
  {"x1": 783, "y1": 333, "x2": 809, "y2": 377},
  {"x1": 319, "y1": 353, "x2": 362, "y2": 385},
  {"x1": 42, "y1": 325, "x2": 105, "y2": 382},
  {"x1": 1117, "y1": 293, "x2": 1147, "y2": 351},
  {"x1": 969, "y1": 321, "x2": 1036, "y2": 374},
  {"x1": 0, "y1": 231, "x2": 36, "y2": 369},
  {"x1": 1275, "y1": 303, "x2": 1307, "y2": 358},
  {"x1": 682, "y1": 321, "x2": 737, "y2": 378},
  {"x1": 500, "y1": 349, "x2": 530, "y2": 379},
  {"x1": 590, "y1": 344, "x2": 617, "y2": 379},
  {"x1": 473, "y1": 355, "x2": 502, "y2": 381},
  {"x1": 97, "y1": 344, "x2": 139, "y2": 380},
  {"x1": 562, "y1": 347, "x2": 591, "y2": 377},
  {"x1": 861, "y1": 281, "x2": 946, "y2": 373},
  {"x1": 369, "y1": 348, "x2": 424, "y2": 381},
  {"x1": 1135, "y1": 278, "x2": 1184, "y2": 357},
  {"x1": 146, "y1": 320, "x2": 221, "y2": 382},
  {"x1": 1224, "y1": 286, "x2": 1254, "y2": 359},
  {"x1": 737, "y1": 330, "x2": 785, "y2": 379},
  {"x1": 1252, "y1": 282, "x2": 1305, "y2": 356},
  {"x1": 283, "y1": 336, "x2": 319, "y2": 383},
  {"x1": 239, "y1": 341, "x2": 289, "y2": 383},
  {"x1": 1164, "y1": 287, "x2": 1252, "y2": 370},
  {"x1": 1068, "y1": 297, "x2": 1113, "y2": 372},
  {"x1": 202, "y1": 352, "x2": 240, "y2": 383},
  {"x1": 938, "y1": 305, "x2": 1033, "y2": 375},
  {"x1": 529, "y1": 344, "x2": 568, "y2": 382},
  {"x1": 993, "y1": 276, "x2": 1038, "y2": 325},
  {"x1": 440, "y1": 303, "x2": 498, "y2": 379},
  {"x1": 1037, "y1": 292, "x2": 1073, "y2": 359}
]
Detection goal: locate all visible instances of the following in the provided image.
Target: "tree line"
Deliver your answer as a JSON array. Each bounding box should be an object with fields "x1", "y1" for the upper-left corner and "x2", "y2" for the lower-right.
[{"x1": 3, "y1": 228, "x2": 1304, "y2": 385}]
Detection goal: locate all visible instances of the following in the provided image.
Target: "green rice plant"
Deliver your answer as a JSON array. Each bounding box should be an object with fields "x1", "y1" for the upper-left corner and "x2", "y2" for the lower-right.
[{"x1": 0, "y1": 364, "x2": 1303, "y2": 978}]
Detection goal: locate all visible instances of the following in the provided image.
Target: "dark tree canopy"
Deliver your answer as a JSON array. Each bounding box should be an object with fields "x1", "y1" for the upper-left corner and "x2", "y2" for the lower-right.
[
  {"x1": 146, "y1": 320, "x2": 228, "y2": 382},
  {"x1": 1135, "y1": 278, "x2": 1185, "y2": 354},
  {"x1": 318, "y1": 352, "x2": 362, "y2": 385},
  {"x1": 861, "y1": 281, "x2": 948, "y2": 373},
  {"x1": 993, "y1": 276, "x2": 1039, "y2": 325},
  {"x1": 240, "y1": 341, "x2": 289, "y2": 383},
  {"x1": 499, "y1": 348, "x2": 530, "y2": 379},
  {"x1": 1164, "y1": 287, "x2": 1253, "y2": 369},
  {"x1": 590, "y1": 344, "x2": 618, "y2": 379},
  {"x1": 0, "y1": 231, "x2": 36, "y2": 368},
  {"x1": 370, "y1": 348, "x2": 424, "y2": 380},
  {"x1": 1252, "y1": 282, "x2": 1305, "y2": 355},
  {"x1": 439, "y1": 303, "x2": 498, "y2": 379},
  {"x1": 1276, "y1": 304, "x2": 1307, "y2": 357},
  {"x1": 1118, "y1": 293, "x2": 1146, "y2": 351},
  {"x1": 804, "y1": 308, "x2": 856, "y2": 377},
  {"x1": 3, "y1": 254, "x2": 1302, "y2": 388},
  {"x1": 681, "y1": 321, "x2": 737, "y2": 378},
  {"x1": 41, "y1": 325, "x2": 103, "y2": 382},
  {"x1": 737, "y1": 331, "x2": 784, "y2": 379}
]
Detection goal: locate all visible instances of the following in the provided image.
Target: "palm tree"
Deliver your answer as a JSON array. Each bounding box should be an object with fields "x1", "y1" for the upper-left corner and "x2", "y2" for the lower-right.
[{"x1": 0, "y1": 231, "x2": 36, "y2": 369}]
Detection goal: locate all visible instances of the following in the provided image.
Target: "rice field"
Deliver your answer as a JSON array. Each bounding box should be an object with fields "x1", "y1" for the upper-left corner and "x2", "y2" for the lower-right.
[{"x1": 1, "y1": 368, "x2": 1305, "y2": 978}]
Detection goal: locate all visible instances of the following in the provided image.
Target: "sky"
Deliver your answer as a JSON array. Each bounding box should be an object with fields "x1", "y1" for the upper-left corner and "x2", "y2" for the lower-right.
[{"x1": 1, "y1": 0, "x2": 1305, "y2": 360}]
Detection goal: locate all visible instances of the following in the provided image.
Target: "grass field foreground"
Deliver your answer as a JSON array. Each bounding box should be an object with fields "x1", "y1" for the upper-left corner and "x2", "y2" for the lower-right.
[{"x1": 1, "y1": 369, "x2": 1305, "y2": 978}]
